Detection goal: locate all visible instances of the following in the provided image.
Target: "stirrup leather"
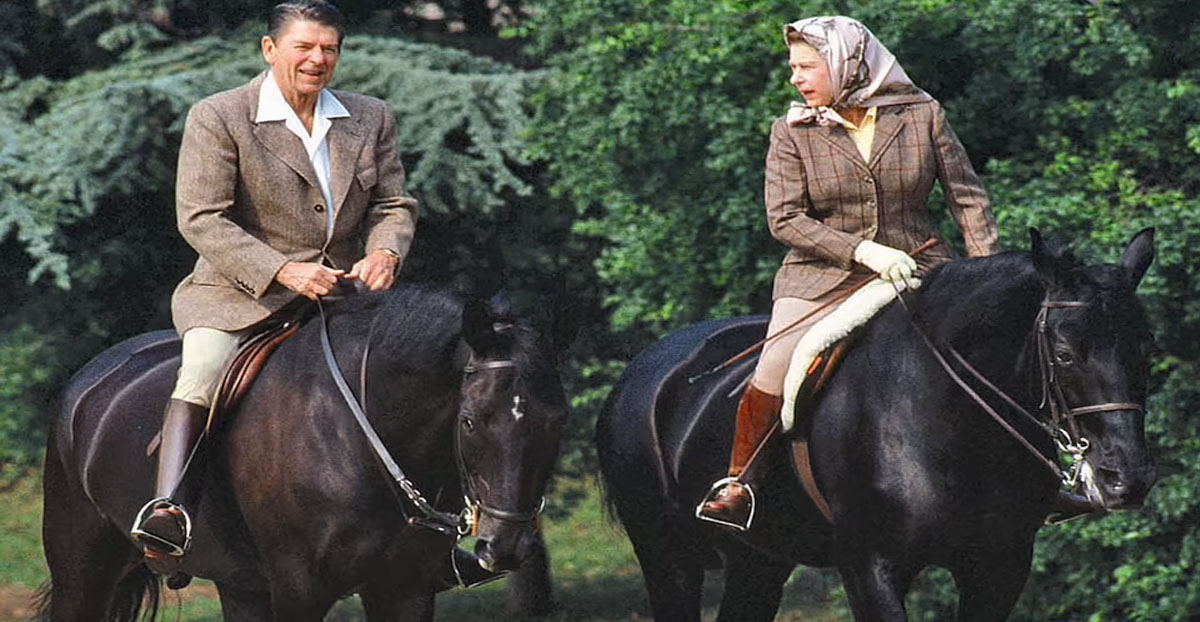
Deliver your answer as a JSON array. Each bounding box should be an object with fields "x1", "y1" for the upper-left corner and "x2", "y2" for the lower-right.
[
  {"x1": 130, "y1": 497, "x2": 194, "y2": 557},
  {"x1": 695, "y1": 476, "x2": 757, "y2": 531}
]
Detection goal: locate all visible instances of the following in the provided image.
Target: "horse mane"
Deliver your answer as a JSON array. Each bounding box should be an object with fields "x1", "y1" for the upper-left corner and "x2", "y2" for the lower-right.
[
  {"x1": 905, "y1": 245, "x2": 1150, "y2": 359},
  {"x1": 324, "y1": 284, "x2": 563, "y2": 403}
]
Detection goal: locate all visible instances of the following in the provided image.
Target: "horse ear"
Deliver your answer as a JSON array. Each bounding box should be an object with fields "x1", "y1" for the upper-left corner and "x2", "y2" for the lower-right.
[
  {"x1": 462, "y1": 298, "x2": 498, "y2": 355},
  {"x1": 1030, "y1": 228, "x2": 1054, "y2": 282},
  {"x1": 1030, "y1": 227, "x2": 1074, "y2": 285},
  {"x1": 1120, "y1": 227, "x2": 1155, "y2": 288}
]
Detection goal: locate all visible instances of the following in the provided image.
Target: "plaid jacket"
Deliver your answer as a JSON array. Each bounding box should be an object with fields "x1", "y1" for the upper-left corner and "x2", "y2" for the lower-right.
[
  {"x1": 170, "y1": 73, "x2": 418, "y2": 335},
  {"x1": 764, "y1": 99, "x2": 996, "y2": 300}
]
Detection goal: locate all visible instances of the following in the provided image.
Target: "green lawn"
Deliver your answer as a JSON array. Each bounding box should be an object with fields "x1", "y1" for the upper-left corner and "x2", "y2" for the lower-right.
[{"x1": 0, "y1": 476, "x2": 848, "y2": 621}]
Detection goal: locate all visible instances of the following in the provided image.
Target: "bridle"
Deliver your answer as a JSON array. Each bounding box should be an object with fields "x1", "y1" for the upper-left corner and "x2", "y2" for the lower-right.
[
  {"x1": 455, "y1": 357, "x2": 547, "y2": 536},
  {"x1": 317, "y1": 300, "x2": 544, "y2": 540},
  {"x1": 895, "y1": 291, "x2": 1145, "y2": 486}
]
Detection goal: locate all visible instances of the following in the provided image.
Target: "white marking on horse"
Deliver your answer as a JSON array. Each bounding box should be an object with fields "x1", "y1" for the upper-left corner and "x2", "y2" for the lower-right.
[{"x1": 511, "y1": 395, "x2": 525, "y2": 422}]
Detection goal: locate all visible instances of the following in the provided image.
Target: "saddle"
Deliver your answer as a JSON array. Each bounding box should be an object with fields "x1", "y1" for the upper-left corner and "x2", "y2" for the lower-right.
[{"x1": 145, "y1": 319, "x2": 302, "y2": 456}]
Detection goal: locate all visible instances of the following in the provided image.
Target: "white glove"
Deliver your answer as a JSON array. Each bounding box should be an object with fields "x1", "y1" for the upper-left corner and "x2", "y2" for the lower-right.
[{"x1": 854, "y1": 240, "x2": 917, "y2": 284}]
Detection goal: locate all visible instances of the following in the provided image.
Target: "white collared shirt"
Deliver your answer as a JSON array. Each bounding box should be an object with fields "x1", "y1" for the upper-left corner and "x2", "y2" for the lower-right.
[{"x1": 256, "y1": 71, "x2": 350, "y2": 239}]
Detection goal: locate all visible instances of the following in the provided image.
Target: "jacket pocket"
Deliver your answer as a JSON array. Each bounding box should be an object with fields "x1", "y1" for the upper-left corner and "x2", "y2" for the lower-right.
[{"x1": 356, "y1": 166, "x2": 378, "y2": 191}]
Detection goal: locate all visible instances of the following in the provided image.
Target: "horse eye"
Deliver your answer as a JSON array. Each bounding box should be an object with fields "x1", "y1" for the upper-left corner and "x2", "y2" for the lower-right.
[
  {"x1": 1055, "y1": 350, "x2": 1074, "y2": 366},
  {"x1": 460, "y1": 415, "x2": 475, "y2": 432}
]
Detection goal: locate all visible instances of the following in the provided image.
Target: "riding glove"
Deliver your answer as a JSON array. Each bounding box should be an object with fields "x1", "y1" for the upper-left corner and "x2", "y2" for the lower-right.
[{"x1": 854, "y1": 240, "x2": 918, "y2": 285}]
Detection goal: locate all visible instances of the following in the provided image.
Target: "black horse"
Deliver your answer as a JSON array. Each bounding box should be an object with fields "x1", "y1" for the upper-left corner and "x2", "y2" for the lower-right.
[
  {"x1": 597, "y1": 229, "x2": 1158, "y2": 621},
  {"x1": 40, "y1": 285, "x2": 568, "y2": 622}
]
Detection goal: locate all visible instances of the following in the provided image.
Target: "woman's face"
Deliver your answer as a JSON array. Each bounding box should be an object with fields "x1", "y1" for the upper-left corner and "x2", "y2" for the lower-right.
[
  {"x1": 261, "y1": 19, "x2": 341, "y2": 106},
  {"x1": 788, "y1": 43, "x2": 834, "y2": 107}
]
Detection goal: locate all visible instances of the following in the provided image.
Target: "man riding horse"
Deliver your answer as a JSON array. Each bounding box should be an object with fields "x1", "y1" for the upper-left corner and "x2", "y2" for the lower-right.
[{"x1": 129, "y1": 0, "x2": 492, "y2": 586}]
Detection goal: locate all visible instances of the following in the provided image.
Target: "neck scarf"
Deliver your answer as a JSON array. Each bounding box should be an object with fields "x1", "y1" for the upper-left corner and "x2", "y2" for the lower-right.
[{"x1": 783, "y1": 16, "x2": 931, "y2": 127}]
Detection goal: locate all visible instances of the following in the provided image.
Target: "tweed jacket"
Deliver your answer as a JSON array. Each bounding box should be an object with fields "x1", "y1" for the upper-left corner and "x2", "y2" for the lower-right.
[
  {"x1": 171, "y1": 72, "x2": 418, "y2": 335},
  {"x1": 765, "y1": 99, "x2": 996, "y2": 300}
]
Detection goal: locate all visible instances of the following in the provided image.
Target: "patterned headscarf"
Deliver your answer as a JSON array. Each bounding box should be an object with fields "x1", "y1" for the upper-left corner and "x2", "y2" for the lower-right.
[{"x1": 783, "y1": 16, "x2": 931, "y2": 127}]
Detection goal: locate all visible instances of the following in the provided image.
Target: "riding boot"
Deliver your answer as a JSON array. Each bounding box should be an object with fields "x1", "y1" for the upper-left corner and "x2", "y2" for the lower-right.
[
  {"x1": 434, "y1": 546, "x2": 507, "y2": 591},
  {"x1": 695, "y1": 385, "x2": 782, "y2": 530},
  {"x1": 130, "y1": 398, "x2": 209, "y2": 557}
]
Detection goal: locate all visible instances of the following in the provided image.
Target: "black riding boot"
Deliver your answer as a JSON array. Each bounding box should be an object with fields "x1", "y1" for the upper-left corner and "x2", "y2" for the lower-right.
[{"x1": 130, "y1": 398, "x2": 209, "y2": 557}]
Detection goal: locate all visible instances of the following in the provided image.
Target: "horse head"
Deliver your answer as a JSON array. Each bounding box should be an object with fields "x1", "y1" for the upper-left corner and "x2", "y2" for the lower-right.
[
  {"x1": 456, "y1": 297, "x2": 568, "y2": 572},
  {"x1": 1030, "y1": 227, "x2": 1158, "y2": 511}
]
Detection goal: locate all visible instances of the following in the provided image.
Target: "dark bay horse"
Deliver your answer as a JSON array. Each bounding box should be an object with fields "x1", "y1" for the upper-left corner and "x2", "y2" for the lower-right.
[
  {"x1": 40, "y1": 285, "x2": 568, "y2": 621},
  {"x1": 597, "y1": 229, "x2": 1158, "y2": 621}
]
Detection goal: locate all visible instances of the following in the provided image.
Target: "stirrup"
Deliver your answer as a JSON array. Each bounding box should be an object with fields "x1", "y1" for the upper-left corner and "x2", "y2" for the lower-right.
[
  {"x1": 695, "y1": 476, "x2": 756, "y2": 531},
  {"x1": 130, "y1": 497, "x2": 193, "y2": 557}
]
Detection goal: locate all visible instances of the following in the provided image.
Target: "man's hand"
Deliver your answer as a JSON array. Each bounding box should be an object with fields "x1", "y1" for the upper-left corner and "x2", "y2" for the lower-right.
[
  {"x1": 348, "y1": 249, "x2": 399, "y2": 291},
  {"x1": 275, "y1": 262, "x2": 346, "y2": 300}
]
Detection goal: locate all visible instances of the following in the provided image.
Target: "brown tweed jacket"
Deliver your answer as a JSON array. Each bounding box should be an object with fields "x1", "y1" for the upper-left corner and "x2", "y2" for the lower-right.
[
  {"x1": 171, "y1": 73, "x2": 418, "y2": 335},
  {"x1": 765, "y1": 99, "x2": 996, "y2": 300}
]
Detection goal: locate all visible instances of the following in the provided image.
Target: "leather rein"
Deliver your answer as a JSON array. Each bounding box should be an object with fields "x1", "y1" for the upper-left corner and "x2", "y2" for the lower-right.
[
  {"x1": 893, "y1": 289, "x2": 1144, "y2": 484},
  {"x1": 316, "y1": 300, "x2": 544, "y2": 538}
]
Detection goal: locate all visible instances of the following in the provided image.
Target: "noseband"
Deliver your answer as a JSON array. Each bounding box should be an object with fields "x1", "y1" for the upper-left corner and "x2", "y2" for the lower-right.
[{"x1": 897, "y1": 292, "x2": 1145, "y2": 485}]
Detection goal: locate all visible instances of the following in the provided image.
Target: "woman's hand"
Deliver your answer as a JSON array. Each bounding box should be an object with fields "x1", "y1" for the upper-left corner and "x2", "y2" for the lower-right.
[
  {"x1": 854, "y1": 240, "x2": 918, "y2": 285},
  {"x1": 275, "y1": 262, "x2": 346, "y2": 300}
]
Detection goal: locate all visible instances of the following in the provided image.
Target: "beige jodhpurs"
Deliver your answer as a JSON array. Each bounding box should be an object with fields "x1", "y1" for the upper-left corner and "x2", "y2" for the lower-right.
[
  {"x1": 171, "y1": 327, "x2": 245, "y2": 407},
  {"x1": 750, "y1": 278, "x2": 860, "y2": 396}
]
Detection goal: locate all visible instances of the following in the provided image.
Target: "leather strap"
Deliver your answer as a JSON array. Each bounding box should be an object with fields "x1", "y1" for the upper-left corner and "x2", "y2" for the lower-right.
[{"x1": 317, "y1": 299, "x2": 462, "y2": 533}]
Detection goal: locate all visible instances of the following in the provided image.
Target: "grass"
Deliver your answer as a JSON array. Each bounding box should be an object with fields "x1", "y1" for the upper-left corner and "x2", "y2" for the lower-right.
[{"x1": 0, "y1": 475, "x2": 849, "y2": 622}]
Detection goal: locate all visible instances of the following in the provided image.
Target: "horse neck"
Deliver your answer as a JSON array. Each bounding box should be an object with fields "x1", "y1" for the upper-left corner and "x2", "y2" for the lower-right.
[
  {"x1": 361, "y1": 332, "x2": 463, "y2": 480},
  {"x1": 923, "y1": 257, "x2": 1045, "y2": 396}
]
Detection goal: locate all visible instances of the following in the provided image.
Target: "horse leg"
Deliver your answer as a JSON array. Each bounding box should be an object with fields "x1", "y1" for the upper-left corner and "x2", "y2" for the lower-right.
[
  {"x1": 263, "y1": 571, "x2": 338, "y2": 622},
  {"x1": 215, "y1": 582, "x2": 274, "y2": 621},
  {"x1": 40, "y1": 443, "x2": 145, "y2": 621},
  {"x1": 506, "y1": 533, "x2": 557, "y2": 617},
  {"x1": 624, "y1": 519, "x2": 706, "y2": 622},
  {"x1": 715, "y1": 548, "x2": 794, "y2": 622},
  {"x1": 951, "y1": 546, "x2": 1034, "y2": 622},
  {"x1": 837, "y1": 552, "x2": 918, "y2": 622},
  {"x1": 360, "y1": 588, "x2": 434, "y2": 622}
]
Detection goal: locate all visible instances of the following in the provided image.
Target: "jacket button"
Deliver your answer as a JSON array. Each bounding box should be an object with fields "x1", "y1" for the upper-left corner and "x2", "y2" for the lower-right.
[
  {"x1": 863, "y1": 175, "x2": 872, "y2": 183},
  {"x1": 867, "y1": 199, "x2": 877, "y2": 207},
  {"x1": 314, "y1": 204, "x2": 325, "y2": 212}
]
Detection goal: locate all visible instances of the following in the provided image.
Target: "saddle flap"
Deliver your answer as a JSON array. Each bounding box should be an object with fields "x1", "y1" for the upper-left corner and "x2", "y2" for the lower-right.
[
  {"x1": 788, "y1": 339, "x2": 853, "y2": 524},
  {"x1": 145, "y1": 320, "x2": 301, "y2": 456}
]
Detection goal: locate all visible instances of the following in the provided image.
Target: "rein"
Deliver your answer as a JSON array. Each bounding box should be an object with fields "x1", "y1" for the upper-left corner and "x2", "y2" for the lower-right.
[
  {"x1": 893, "y1": 288, "x2": 1144, "y2": 486},
  {"x1": 316, "y1": 299, "x2": 545, "y2": 538}
]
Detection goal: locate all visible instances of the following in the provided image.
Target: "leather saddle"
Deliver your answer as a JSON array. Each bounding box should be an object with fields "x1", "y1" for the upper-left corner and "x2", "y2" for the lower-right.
[{"x1": 146, "y1": 318, "x2": 302, "y2": 456}]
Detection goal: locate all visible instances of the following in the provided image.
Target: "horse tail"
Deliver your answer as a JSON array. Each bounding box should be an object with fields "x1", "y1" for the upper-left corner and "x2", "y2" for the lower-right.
[
  {"x1": 31, "y1": 581, "x2": 50, "y2": 621},
  {"x1": 109, "y1": 565, "x2": 161, "y2": 622},
  {"x1": 29, "y1": 567, "x2": 159, "y2": 622}
]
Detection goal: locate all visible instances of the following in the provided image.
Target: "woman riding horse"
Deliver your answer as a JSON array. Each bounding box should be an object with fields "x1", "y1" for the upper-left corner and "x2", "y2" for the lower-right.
[
  {"x1": 697, "y1": 16, "x2": 998, "y2": 530},
  {"x1": 131, "y1": 0, "x2": 428, "y2": 567}
]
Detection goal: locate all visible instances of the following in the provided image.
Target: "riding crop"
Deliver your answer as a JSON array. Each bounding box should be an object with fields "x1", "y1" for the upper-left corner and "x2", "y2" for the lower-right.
[{"x1": 687, "y1": 237, "x2": 940, "y2": 384}]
